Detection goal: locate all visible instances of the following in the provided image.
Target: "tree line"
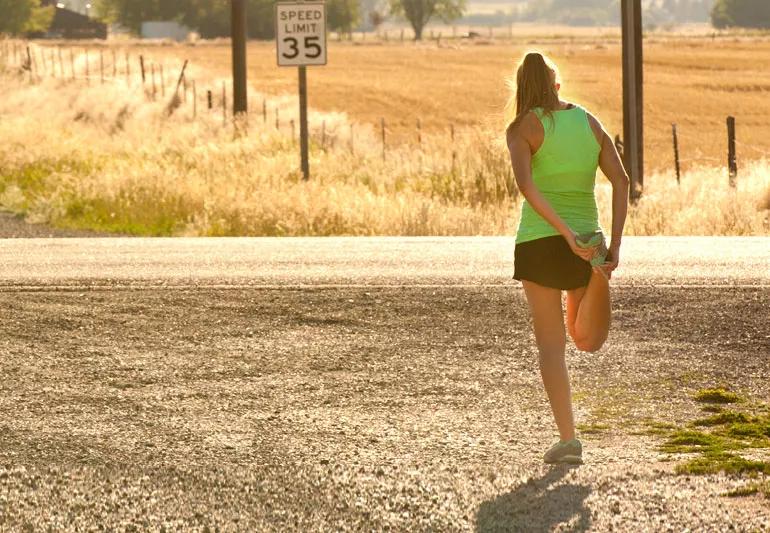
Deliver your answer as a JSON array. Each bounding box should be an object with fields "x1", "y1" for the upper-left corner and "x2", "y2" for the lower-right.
[
  {"x1": 1, "y1": 0, "x2": 769, "y2": 39},
  {"x1": 0, "y1": 0, "x2": 55, "y2": 35},
  {"x1": 92, "y1": 0, "x2": 468, "y2": 41}
]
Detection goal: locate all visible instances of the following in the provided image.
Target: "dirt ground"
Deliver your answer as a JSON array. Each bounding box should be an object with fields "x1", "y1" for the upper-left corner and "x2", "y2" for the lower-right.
[
  {"x1": 0, "y1": 211, "x2": 118, "y2": 239},
  {"x1": 0, "y1": 284, "x2": 768, "y2": 531}
]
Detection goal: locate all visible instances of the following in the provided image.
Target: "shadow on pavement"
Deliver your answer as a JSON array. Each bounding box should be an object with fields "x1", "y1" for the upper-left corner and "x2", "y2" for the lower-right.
[{"x1": 475, "y1": 464, "x2": 591, "y2": 532}]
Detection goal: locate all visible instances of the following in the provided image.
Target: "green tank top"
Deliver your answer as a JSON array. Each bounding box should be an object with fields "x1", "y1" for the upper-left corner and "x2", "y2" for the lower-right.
[{"x1": 514, "y1": 104, "x2": 603, "y2": 244}]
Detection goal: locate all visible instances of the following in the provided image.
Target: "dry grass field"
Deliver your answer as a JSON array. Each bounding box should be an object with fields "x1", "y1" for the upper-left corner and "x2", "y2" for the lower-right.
[
  {"x1": 1, "y1": 29, "x2": 769, "y2": 236},
  {"x1": 195, "y1": 33, "x2": 770, "y2": 172}
]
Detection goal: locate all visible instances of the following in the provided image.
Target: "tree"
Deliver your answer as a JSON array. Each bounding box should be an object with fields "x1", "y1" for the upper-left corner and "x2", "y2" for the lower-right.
[
  {"x1": 95, "y1": 0, "x2": 276, "y2": 39},
  {"x1": 711, "y1": 0, "x2": 770, "y2": 28},
  {"x1": 0, "y1": 0, "x2": 55, "y2": 35},
  {"x1": 388, "y1": 0, "x2": 466, "y2": 40},
  {"x1": 327, "y1": 0, "x2": 360, "y2": 34},
  {"x1": 369, "y1": 10, "x2": 387, "y2": 30},
  {"x1": 93, "y1": 0, "x2": 188, "y2": 33}
]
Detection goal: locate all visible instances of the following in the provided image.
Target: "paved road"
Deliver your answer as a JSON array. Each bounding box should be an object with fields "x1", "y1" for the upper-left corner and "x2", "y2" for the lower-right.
[
  {"x1": 1, "y1": 235, "x2": 769, "y2": 530},
  {"x1": 1, "y1": 236, "x2": 768, "y2": 288}
]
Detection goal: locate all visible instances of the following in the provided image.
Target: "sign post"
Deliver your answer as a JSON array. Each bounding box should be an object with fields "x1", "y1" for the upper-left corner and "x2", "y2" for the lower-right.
[
  {"x1": 276, "y1": 2, "x2": 327, "y2": 181},
  {"x1": 621, "y1": 0, "x2": 643, "y2": 202}
]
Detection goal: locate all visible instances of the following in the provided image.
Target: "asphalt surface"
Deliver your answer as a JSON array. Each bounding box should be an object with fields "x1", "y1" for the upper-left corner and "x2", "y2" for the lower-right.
[
  {"x1": 1, "y1": 236, "x2": 768, "y2": 288},
  {"x1": 1, "y1": 236, "x2": 769, "y2": 531}
]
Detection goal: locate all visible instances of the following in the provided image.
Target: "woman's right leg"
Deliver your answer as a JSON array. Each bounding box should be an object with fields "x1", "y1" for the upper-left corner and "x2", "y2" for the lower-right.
[
  {"x1": 521, "y1": 279, "x2": 575, "y2": 442},
  {"x1": 565, "y1": 267, "x2": 611, "y2": 352}
]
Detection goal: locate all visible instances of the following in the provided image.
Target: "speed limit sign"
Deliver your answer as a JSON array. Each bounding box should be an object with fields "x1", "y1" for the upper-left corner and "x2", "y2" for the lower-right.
[{"x1": 275, "y1": 2, "x2": 327, "y2": 67}]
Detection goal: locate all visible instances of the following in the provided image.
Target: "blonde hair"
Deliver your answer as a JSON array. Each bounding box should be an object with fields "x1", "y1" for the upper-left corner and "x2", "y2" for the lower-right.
[{"x1": 504, "y1": 51, "x2": 561, "y2": 133}]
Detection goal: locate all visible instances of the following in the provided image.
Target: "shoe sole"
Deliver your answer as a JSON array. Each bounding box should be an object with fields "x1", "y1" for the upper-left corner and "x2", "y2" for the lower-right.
[{"x1": 545, "y1": 454, "x2": 583, "y2": 465}]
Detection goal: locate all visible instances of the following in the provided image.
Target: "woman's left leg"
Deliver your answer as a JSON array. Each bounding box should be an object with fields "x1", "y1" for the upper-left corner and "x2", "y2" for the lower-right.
[
  {"x1": 521, "y1": 279, "x2": 576, "y2": 441},
  {"x1": 565, "y1": 267, "x2": 611, "y2": 352}
]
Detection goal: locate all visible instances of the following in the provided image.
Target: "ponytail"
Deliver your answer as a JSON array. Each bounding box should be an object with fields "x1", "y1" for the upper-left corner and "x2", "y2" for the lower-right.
[{"x1": 504, "y1": 51, "x2": 560, "y2": 133}]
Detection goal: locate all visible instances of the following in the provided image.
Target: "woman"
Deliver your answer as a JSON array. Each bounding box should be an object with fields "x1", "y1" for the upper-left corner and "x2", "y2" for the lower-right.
[{"x1": 505, "y1": 52, "x2": 629, "y2": 464}]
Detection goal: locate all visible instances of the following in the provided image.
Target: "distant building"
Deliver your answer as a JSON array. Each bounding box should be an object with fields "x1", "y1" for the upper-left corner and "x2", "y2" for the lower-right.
[
  {"x1": 52, "y1": 0, "x2": 91, "y2": 16},
  {"x1": 141, "y1": 21, "x2": 192, "y2": 42},
  {"x1": 357, "y1": 0, "x2": 385, "y2": 31},
  {"x1": 32, "y1": 0, "x2": 107, "y2": 39}
]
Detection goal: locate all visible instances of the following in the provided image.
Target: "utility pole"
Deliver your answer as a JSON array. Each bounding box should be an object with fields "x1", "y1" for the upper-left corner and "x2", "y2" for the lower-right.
[
  {"x1": 231, "y1": 0, "x2": 248, "y2": 116},
  {"x1": 621, "y1": 0, "x2": 643, "y2": 202}
]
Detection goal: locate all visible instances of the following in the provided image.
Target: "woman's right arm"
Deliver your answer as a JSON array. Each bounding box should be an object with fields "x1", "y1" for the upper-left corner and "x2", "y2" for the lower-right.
[
  {"x1": 506, "y1": 115, "x2": 593, "y2": 263},
  {"x1": 587, "y1": 111, "x2": 630, "y2": 277}
]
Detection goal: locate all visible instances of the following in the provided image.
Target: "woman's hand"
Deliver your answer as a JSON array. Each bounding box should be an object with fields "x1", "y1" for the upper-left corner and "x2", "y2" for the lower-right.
[
  {"x1": 598, "y1": 244, "x2": 620, "y2": 280},
  {"x1": 564, "y1": 231, "x2": 597, "y2": 262}
]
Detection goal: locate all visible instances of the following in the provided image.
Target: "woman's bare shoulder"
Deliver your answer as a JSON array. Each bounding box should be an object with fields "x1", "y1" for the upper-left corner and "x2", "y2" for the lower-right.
[
  {"x1": 581, "y1": 106, "x2": 606, "y2": 143},
  {"x1": 506, "y1": 111, "x2": 541, "y2": 145}
]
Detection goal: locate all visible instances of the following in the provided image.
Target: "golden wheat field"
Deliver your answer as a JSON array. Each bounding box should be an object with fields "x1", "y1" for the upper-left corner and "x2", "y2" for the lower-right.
[
  {"x1": 231, "y1": 34, "x2": 770, "y2": 171},
  {"x1": 0, "y1": 29, "x2": 769, "y2": 236}
]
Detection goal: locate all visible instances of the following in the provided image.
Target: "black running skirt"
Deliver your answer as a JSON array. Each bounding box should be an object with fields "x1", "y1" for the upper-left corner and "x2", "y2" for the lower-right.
[{"x1": 513, "y1": 234, "x2": 592, "y2": 290}]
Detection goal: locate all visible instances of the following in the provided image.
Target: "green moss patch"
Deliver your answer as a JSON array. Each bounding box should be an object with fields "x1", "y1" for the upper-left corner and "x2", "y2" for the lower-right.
[
  {"x1": 676, "y1": 451, "x2": 770, "y2": 475},
  {"x1": 724, "y1": 483, "x2": 766, "y2": 498},
  {"x1": 576, "y1": 422, "x2": 611, "y2": 435},
  {"x1": 694, "y1": 388, "x2": 742, "y2": 404},
  {"x1": 631, "y1": 420, "x2": 677, "y2": 436},
  {"x1": 693, "y1": 410, "x2": 753, "y2": 427},
  {"x1": 650, "y1": 388, "x2": 770, "y2": 494},
  {"x1": 725, "y1": 485, "x2": 758, "y2": 497}
]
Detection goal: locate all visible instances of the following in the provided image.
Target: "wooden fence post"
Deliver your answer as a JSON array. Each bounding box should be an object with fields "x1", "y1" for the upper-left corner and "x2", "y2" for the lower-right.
[
  {"x1": 100, "y1": 49, "x2": 104, "y2": 84},
  {"x1": 381, "y1": 118, "x2": 386, "y2": 162},
  {"x1": 139, "y1": 55, "x2": 146, "y2": 84},
  {"x1": 222, "y1": 81, "x2": 227, "y2": 125},
  {"x1": 263, "y1": 99, "x2": 267, "y2": 123},
  {"x1": 451, "y1": 123, "x2": 457, "y2": 174},
  {"x1": 174, "y1": 59, "x2": 188, "y2": 95},
  {"x1": 192, "y1": 80, "x2": 197, "y2": 118},
  {"x1": 321, "y1": 120, "x2": 326, "y2": 150},
  {"x1": 417, "y1": 118, "x2": 422, "y2": 148},
  {"x1": 672, "y1": 123, "x2": 680, "y2": 184},
  {"x1": 84, "y1": 49, "x2": 89, "y2": 85},
  {"x1": 727, "y1": 116, "x2": 737, "y2": 186}
]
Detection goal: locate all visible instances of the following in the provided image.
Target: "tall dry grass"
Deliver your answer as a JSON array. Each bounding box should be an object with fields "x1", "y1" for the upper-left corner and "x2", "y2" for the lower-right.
[{"x1": 0, "y1": 42, "x2": 768, "y2": 237}]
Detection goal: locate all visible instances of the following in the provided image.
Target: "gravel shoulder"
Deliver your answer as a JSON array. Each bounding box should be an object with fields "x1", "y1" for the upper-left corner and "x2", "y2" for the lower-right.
[
  {"x1": 0, "y1": 285, "x2": 768, "y2": 531},
  {"x1": 0, "y1": 210, "x2": 120, "y2": 238}
]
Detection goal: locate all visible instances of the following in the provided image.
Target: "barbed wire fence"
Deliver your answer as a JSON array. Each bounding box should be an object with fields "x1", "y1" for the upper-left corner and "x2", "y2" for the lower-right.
[{"x1": 2, "y1": 38, "x2": 768, "y2": 194}]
